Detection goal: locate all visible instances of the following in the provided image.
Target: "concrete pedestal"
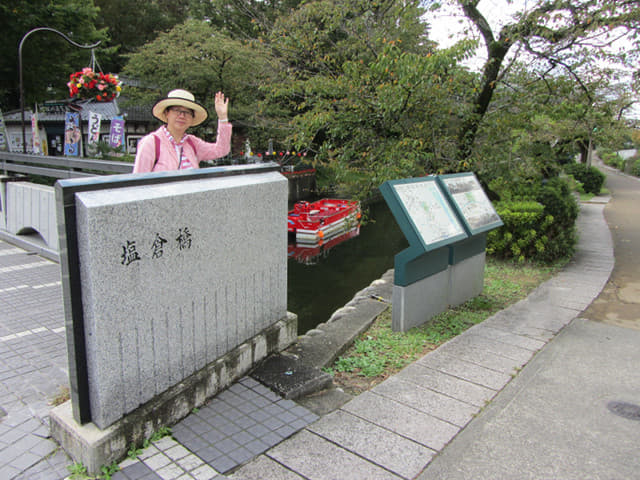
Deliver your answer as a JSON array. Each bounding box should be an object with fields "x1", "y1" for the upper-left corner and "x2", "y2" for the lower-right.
[
  {"x1": 392, "y1": 267, "x2": 450, "y2": 332},
  {"x1": 50, "y1": 313, "x2": 297, "y2": 475},
  {"x1": 448, "y1": 252, "x2": 486, "y2": 307}
]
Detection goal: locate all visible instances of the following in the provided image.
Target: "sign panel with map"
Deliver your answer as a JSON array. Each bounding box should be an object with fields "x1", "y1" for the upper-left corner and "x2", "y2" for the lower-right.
[
  {"x1": 438, "y1": 173, "x2": 503, "y2": 235},
  {"x1": 383, "y1": 177, "x2": 467, "y2": 252}
]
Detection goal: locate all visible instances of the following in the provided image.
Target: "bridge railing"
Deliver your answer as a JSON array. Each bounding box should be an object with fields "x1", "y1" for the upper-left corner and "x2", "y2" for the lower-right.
[
  {"x1": 0, "y1": 151, "x2": 133, "y2": 179},
  {"x1": 0, "y1": 152, "x2": 314, "y2": 259},
  {"x1": 0, "y1": 152, "x2": 133, "y2": 260}
]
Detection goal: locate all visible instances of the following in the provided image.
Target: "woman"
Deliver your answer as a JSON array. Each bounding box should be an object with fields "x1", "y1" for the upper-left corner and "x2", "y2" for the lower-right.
[{"x1": 133, "y1": 89, "x2": 232, "y2": 173}]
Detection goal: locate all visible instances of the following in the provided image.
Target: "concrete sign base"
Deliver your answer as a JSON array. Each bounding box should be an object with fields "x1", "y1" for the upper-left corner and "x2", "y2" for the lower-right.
[
  {"x1": 392, "y1": 268, "x2": 450, "y2": 332},
  {"x1": 448, "y1": 252, "x2": 486, "y2": 307}
]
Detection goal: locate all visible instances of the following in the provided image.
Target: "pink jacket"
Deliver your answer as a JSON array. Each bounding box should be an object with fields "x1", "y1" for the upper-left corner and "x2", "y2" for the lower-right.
[{"x1": 133, "y1": 122, "x2": 232, "y2": 173}]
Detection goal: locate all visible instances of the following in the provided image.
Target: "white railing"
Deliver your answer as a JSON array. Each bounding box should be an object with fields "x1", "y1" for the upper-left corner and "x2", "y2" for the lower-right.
[{"x1": 0, "y1": 151, "x2": 133, "y2": 259}]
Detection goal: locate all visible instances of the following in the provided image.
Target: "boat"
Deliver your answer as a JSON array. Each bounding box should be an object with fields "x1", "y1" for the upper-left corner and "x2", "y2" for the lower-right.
[
  {"x1": 287, "y1": 199, "x2": 361, "y2": 244},
  {"x1": 288, "y1": 226, "x2": 360, "y2": 264}
]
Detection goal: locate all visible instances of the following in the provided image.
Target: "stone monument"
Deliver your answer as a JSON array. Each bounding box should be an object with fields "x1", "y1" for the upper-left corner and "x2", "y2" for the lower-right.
[{"x1": 50, "y1": 163, "x2": 296, "y2": 473}]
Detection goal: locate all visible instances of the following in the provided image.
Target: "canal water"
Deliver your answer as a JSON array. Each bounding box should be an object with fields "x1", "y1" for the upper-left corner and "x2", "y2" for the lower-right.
[{"x1": 287, "y1": 201, "x2": 408, "y2": 334}]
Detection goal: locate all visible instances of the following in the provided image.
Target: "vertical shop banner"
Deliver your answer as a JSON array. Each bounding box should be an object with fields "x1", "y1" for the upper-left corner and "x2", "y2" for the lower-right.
[
  {"x1": 31, "y1": 105, "x2": 42, "y2": 155},
  {"x1": 109, "y1": 115, "x2": 125, "y2": 152},
  {"x1": 0, "y1": 111, "x2": 8, "y2": 151},
  {"x1": 88, "y1": 111, "x2": 102, "y2": 145},
  {"x1": 87, "y1": 111, "x2": 102, "y2": 156},
  {"x1": 64, "y1": 112, "x2": 81, "y2": 156}
]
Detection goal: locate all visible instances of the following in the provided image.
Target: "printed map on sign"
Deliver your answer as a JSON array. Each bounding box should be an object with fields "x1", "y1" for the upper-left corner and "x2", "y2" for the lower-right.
[
  {"x1": 394, "y1": 181, "x2": 465, "y2": 247},
  {"x1": 441, "y1": 175, "x2": 501, "y2": 232}
]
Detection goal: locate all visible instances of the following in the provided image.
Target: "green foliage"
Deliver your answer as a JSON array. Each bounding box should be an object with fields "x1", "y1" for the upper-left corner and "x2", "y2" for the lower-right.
[
  {"x1": 631, "y1": 158, "x2": 640, "y2": 177},
  {"x1": 154, "y1": 426, "x2": 172, "y2": 440},
  {"x1": 452, "y1": 0, "x2": 640, "y2": 162},
  {"x1": 563, "y1": 163, "x2": 605, "y2": 194},
  {"x1": 262, "y1": 0, "x2": 475, "y2": 196},
  {"x1": 127, "y1": 442, "x2": 143, "y2": 460},
  {"x1": 327, "y1": 258, "x2": 563, "y2": 382},
  {"x1": 99, "y1": 462, "x2": 120, "y2": 480},
  {"x1": 196, "y1": 0, "x2": 305, "y2": 40},
  {"x1": 535, "y1": 177, "x2": 579, "y2": 261},
  {"x1": 487, "y1": 176, "x2": 578, "y2": 263},
  {"x1": 487, "y1": 200, "x2": 550, "y2": 262},
  {"x1": 0, "y1": 0, "x2": 111, "y2": 109},
  {"x1": 599, "y1": 148, "x2": 640, "y2": 176},
  {"x1": 126, "y1": 426, "x2": 172, "y2": 466},
  {"x1": 67, "y1": 462, "x2": 88, "y2": 478},
  {"x1": 599, "y1": 149, "x2": 625, "y2": 170},
  {"x1": 94, "y1": 0, "x2": 191, "y2": 72},
  {"x1": 66, "y1": 459, "x2": 119, "y2": 479},
  {"x1": 330, "y1": 319, "x2": 427, "y2": 376}
]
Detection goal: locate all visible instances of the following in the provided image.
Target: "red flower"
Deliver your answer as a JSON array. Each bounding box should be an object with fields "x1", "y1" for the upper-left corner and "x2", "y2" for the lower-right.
[{"x1": 67, "y1": 68, "x2": 121, "y2": 102}]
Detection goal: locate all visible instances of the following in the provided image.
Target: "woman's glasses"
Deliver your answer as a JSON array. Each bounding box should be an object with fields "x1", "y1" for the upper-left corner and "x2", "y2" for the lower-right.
[{"x1": 169, "y1": 107, "x2": 195, "y2": 118}]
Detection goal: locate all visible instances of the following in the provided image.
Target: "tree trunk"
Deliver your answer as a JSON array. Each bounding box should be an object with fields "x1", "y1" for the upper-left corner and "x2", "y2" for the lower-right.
[
  {"x1": 577, "y1": 140, "x2": 588, "y2": 163},
  {"x1": 456, "y1": 41, "x2": 509, "y2": 162},
  {"x1": 456, "y1": 1, "x2": 511, "y2": 163}
]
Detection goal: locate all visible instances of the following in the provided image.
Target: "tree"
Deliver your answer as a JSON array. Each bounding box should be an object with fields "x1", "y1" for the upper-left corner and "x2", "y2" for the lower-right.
[
  {"x1": 470, "y1": 65, "x2": 625, "y2": 186},
  {"x1": 438, "y1": 0, "x2": 640, "y2": 162},
  {"x1": 122, "y1": 20, "x2": 275, "y2": 142},
  {"x1": 259, "y1": 0, "x2": 457, "y2": 196},
  {"x1": 0, "y1": 0, "x2": 109, "y2": 110},
  {"x1": 192, "y1": 0, "x2": 305, "y2": 40},
  {"x1": 93, "y1": 0, "x2": 192, "y2": 72}
]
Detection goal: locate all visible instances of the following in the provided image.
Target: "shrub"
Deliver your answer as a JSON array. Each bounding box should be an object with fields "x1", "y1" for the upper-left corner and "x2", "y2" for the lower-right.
[
  {"x1": 563, "y1": 163, "x2": 605, "y2": 194},
  {"x1": 487, "y1": 201, "x2": 551, "y2": 262},
  {"x1": 599, "y1": 150, "x2": 623, "y2": 169},
  {"x1": 535, "y1": 177, "x2": 578, "y2": 261},
  {"x1": 487, "y1": 177, "x2": 578, "y2": 263}
]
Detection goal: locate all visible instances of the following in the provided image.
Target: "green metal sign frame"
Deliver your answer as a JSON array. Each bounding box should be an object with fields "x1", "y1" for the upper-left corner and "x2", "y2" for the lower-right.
[
  {"x1": 380, "y1": 173, "x2": 503, "y2": 286},
  {"x1": 380, "y1": 176, "x2": 467, "y2": 286},
  {"x1": 436, "y1": 172, "x2": 503, "y2": 236}
]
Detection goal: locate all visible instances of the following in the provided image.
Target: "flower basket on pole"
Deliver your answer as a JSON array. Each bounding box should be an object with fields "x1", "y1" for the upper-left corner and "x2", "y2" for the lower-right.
[{"x1": 68, "y1": 67, "x2": 122, "y2": 102}]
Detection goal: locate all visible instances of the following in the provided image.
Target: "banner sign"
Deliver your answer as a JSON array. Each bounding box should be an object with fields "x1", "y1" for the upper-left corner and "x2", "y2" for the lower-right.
[
  {"x1": 0, "y1": 111, "x2": 8, "y2": 152},
  {"x1": 109, "y1": 115, "x2": 125, "y2": 151},
  {"x1": 88, "y1": 111, "x2": 102, "y2": 145},
  {"x1": 64, "y1": 112, "x2": 81, "y2": 156},
  {"x1": 31, "y1": 105, "x2": 43, "y2": 155}
]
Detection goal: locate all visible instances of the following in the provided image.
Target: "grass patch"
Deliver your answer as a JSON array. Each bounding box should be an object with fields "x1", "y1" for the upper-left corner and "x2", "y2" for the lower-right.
[
  {"x1": 50, "y1": 386, "x2": 70, "y2": 407},
  {"x1": 327, "y1": 257, "x2": 564, "y2": 394}
]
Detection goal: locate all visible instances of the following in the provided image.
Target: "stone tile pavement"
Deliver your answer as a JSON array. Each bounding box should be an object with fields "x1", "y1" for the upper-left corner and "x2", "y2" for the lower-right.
[
  {"x1": 226, "y1": 202, "x2": 613, "y2": 480},
  {"x1": 0, "y1": 242, "x2": 70, "y2": 480},
  {"x1": 0, "y1": 237, "x2": 321, "y2": 480},
  {"x1": 0, "y1": 200, "x2": 613, "y2": 479},
  {"x1": 111, "y1": 377, "x2": 318, "y2": 480}
]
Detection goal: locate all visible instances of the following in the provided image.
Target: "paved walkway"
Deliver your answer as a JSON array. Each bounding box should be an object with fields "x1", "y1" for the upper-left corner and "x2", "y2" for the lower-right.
[
  {"x1": 417, "y1": 164, "x2": 640, "y2": 479},
  {"x1": 0, "y1": 243, "x2": 70, "y2": 479},
  {"x1": 1, "y1": 165, "x2": 637, "y2": 479}
]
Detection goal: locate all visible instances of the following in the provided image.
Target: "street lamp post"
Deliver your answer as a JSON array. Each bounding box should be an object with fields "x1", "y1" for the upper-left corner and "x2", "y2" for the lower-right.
[{"x1": 19, "y1": 27, "x2": 101, "y2": 153}]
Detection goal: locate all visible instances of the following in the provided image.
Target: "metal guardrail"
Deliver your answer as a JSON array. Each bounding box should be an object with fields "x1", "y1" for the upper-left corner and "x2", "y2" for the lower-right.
[{"x1": 0, "y1": 151, "x2": 133, "y2": 179}]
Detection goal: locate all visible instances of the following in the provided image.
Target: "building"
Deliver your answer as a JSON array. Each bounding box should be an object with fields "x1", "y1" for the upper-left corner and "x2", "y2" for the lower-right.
[{"x1": 1, "y1": 97, "x2": 155, "y2": 156}]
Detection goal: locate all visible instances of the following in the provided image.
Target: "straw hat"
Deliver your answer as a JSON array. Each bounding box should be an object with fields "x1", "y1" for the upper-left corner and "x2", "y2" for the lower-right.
[{"x1": 152, "y1": 89, "x2": 208, "y2": 126}]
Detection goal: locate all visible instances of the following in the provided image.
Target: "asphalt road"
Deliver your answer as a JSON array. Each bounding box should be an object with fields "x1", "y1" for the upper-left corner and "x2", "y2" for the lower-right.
[{"x1": 582, "y1": 164, "x2": 640, "y2": 330}]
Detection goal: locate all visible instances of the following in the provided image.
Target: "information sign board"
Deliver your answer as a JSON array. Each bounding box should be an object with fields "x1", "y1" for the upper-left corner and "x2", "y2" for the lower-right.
[
  {"x1": 438, "y1": 173, "x2": 503, "y2": 235},
  {"x1": 384, "y1": 177, "x2": 467, "y2": 252}
]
